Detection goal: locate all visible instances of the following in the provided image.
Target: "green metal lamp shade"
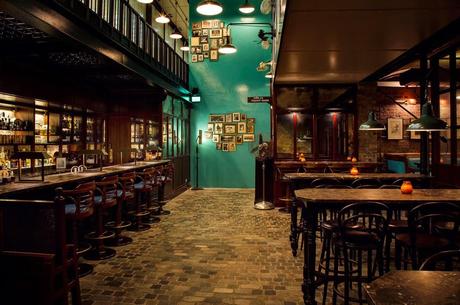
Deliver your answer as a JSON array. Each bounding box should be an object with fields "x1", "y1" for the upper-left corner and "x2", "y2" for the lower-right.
[
  {"x1": 406, "y1": 102, "x2": 448, "y2": 131},
  {"x1": 359, "y1": 112, "x2": 386, "y2": 131}
]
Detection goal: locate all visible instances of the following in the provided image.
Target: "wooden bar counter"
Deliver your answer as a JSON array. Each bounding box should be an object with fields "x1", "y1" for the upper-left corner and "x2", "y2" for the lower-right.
[{"x1": 0, "y1": 160, "x2": 170, "y2": 198}]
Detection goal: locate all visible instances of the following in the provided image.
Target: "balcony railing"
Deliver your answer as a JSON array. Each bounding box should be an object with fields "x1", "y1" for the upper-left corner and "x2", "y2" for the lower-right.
[{"x1": 53, "y1": 0, "x2": 188, "y2": 89}]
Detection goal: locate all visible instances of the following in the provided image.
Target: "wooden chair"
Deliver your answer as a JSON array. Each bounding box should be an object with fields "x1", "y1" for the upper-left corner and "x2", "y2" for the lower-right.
[
  {"x1": 395, "y1": 202, "x2": 460, "y2": 270},
  {"x1": 0, "y1": 193, "x2": 80, "y2": 305},
  {"x1": 419, "y1": 250, "x2": 460, "y2": 271},
  {"x1": 62, "y1": 181, "x2": 96, "y2": 277},
  {"x1": 311, "y1": 178, "x2": 342, "y2": 188},
  {"x1": 351, "y1": 178, "x2": 381, "y2": 188}
]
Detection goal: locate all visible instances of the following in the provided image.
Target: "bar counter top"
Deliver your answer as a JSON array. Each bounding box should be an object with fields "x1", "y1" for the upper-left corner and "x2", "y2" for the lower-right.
[{"x1": 0, "y1": 160, "x2": 170, "y2": 197}]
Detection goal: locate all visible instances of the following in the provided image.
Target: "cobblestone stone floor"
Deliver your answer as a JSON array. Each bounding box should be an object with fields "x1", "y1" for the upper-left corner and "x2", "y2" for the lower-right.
[{"x1": 80, "y1": 189, "x2": 306, "y2": 305}]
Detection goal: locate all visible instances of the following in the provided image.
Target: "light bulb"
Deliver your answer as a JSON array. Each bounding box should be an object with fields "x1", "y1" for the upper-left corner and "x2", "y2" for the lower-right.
[
  {"x1": 265, "y1": 72, "x2": 273, "y2": 79},
  {"x1": 137, "y1": 0, "x2": 153, "y2": 3},
  {"x1": 155, "y1": 14, "x2": 170, "y2": 24},
  {"x1": 218, "y1": 43, "x2": 237, "y2": 54},
  {"x1": 239, "y1": 1, "x2": 255, "y2": 14}
]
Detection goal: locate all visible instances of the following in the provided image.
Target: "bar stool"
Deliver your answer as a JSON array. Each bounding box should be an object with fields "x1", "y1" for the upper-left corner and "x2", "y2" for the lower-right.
[
  {"x1": 156, "y1": 164, "x2": 173, "y2": 215},
  {"x1": 83, "y1": 177, "x2": 117, "y2": 260},
  {"x1": 121, "y1": 172, "x2": 151, "y2": 231},
  {"x1": 277, "y1": 167, "x2": 296, "y2": 213},
  {"x1": 332, "y1": 201, "x2": 389, "y2": 305},
  {"x1": 105, "y1": 176, "x2": 133, "y2": 247},
  {"x1": 62, "y1": 181, "x2": 96, "y2": 277},
  {"x1": 136, "y1": 168, "x2": 160, "y2": 224}
]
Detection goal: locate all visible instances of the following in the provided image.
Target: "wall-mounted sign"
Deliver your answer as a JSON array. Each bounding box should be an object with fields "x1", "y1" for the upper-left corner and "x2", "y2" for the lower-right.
[{"x1": 247, "y1": 96, "x2": 271, "y2": 103}]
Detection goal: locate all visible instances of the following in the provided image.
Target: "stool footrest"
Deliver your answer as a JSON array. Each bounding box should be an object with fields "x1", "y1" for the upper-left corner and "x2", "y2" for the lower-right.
[
  {"x1": 105, "y1": 220, "x2": 132, "y2": 230},
  {"x1": 86, "y1": 230, "x2": 115, "y2": 241}
]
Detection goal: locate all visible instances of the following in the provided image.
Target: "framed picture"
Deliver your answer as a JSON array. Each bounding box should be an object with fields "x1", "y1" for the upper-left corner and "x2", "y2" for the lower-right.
[
  {"x1": 210, "y1": 29, "x2": 222, "y2": 38},
  {"x1": 223, "y1": 27, "x2": 230, "y2": 37},
  {"x1": 247, "y1": 118, "x2": 255, "y2": 124},
  {"x1": 203, "y1": 52, "x2": 209, "y2": 58},
  {"x1": 210, "y1": 50, "x2": 219, "y2": 61},
  {"x1": 214, "y1": 123, "x2": 223, "y2": 134},
  {"x1": 200, "y1": 36, "x2": 208, "y2": 44},
  {"x1": 221, "y1": 135, "x2": 236, "y2": 143},
  {"x1": 195, "y1": 47, "x2": 202, "y2": 54},
  {"x1": 210, "y1": 39, "x2": 219, "y2": 49},
  {"x1": 247, "y1": 118, "x2": 255, "y2": 133},
  {"x1": 238, "y1": 122, "x2": 246, "y2": 133},
  {"x1": 224, "y1": 124, "x2": 237, "y2": 134},
  {"x1": 192, "y1": 30, "x2": 201, "y2": 37},
  {"x1": 201, "y1": 20, "x2": 212, "y2": 29},
  {"x1": 202, "y1": 44, "x2": 210, "y2": 51},
  {"x1": 207, "y1": 123, "x2": 214, "y2": 132},
  {"x1": 209, "y1": 114, "x2": 225, "y2": 122},
  {"x1": 190, "y1": 47, "x2": 196, "y2": 54},
  {"x1": 198, "y1": 54, "x2": 204, "y2": 62},
  {"x1": 191, "y1": 37, "x2": 200, "y2": 46},
  {"x1": 241, "y1": 114, "x2": 247, "y2": 121},
  {"x1": 232, "y1": 112, "x2": 240, "y2": 122},
  {"x1": 228, "y1": 143, "x2": 236, "y2": 152},
  {"x1": 204, "y1": 131, "x2": 212, "y2": 139},
  {"x1": 387, "y1": 118, "x2": 403, "y2": 140},
  {"x1": 56, "y1": 157, "x2": 67, "y2": 170},
  {"x1": 243, "y1": 134, "x2": 255, "y2": 142},
  {"x1": 191, "y1": 55, "x2": 198, "y2": 63},
  {"x1": 192, "y1": 22, "x2": 201, "y2": 30},
  {"x1": 202, "y1": 29, "x2": 209, "y2": 36},
  {"x1": 211, "y1": 20, "x2": 221, "y2": 28},
  {"x1": 236, "y1": 134, "x2": 243, "y2": 144},
  {"x1": 212, "y1": 134, "x2": 220, "y2": 143},
  {"x1": 216, "y1": 143, "x2": 222, "y2": 150},
  {"x1": 222, "y1": 143, "x2": 229, "y2": 152},
  {"x1": 225, "y1": 113, "x2": 232, "y2": 122}
]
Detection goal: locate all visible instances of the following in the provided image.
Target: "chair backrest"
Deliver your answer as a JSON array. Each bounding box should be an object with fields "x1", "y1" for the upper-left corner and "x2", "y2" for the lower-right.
[
  {"x1": 379, "y1": 184, "x2": 400, "y2": 189},
  {"x1": 97, "y1": 175, "x2": 119, "y2": 203},
  {"x1": 323, "y1": 166, "x2": 334, "y2": 173},
  {"x1": 338, "y1": 201, "x2": 390, "y2": 244},
  {"x1": 311, "y1": 178, "x2": 342, "y2": 188},
  {"x1": 62, "y1": 181, "x2": 96, "y2": 218},
  {"x1": 408, "y1": 202, "x2": 460, "y2": 246},
  {"x1": 120, "y1": 171, "x2": 136, "y2": 193},
  {"x1": 351, "y1": 178, "x2": 381, "y2": 188},
  {"x1": 315, "y1": 184, "x2": 352, "y2": 189},
  {"x1": 355, "y1": 184, "x2": 380, "y2": 189},
  {"x1": 419, "y1": 250, "x2": 460, "y2": 271}
]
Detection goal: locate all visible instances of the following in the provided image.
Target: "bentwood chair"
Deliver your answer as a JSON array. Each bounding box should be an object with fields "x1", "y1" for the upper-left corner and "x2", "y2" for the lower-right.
[
  {"x1": 395, "y1": 202, "x2": 460, "y2": 270},
  {"x1": 332, "y1": 202, "x2": 390, "y2": 305},
  {"x1": 419, "y1": 250, "x2": 460, "y2": 271}
]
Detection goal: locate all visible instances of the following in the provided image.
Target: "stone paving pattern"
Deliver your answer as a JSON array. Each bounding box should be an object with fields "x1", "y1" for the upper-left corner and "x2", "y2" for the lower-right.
[{"x1": 80, "y1": 189, "x2": 307, "y2": 305}]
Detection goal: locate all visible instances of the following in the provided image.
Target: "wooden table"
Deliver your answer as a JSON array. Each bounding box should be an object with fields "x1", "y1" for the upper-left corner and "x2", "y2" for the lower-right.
[
  {"x1": 364, "y1": 271, "x2": 460, "y2": 305},
  {"x1": 0, "y1": 160, "x2": 170, "y2": 198},
  {"x1": 292, "y1": 188, "x2": 460, "y2": 305}
]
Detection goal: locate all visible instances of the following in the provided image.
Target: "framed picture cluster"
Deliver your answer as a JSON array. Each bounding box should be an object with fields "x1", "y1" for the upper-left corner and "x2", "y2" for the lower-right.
[
  {"x1": 206, "y1": 113, "x2": 255, "y2": 152},
  {"x1": 190, "y1": 19, "x2": 230, "y2": 63}
]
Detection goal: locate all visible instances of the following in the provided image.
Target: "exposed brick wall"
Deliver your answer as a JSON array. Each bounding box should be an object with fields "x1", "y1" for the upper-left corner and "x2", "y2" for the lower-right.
[{"x1": 357, "y1": 84, "x2": 421, "y2": 162}]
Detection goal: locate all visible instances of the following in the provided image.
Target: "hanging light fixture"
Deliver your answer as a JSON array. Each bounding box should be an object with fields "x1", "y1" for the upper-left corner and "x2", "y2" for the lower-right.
[
  {"x1": 180, "y1": 41, "x2": 190, "y2": 51},
  {"x1": 170, "y1": 28, "x2": 182, "y2": 39},
  {"x1": 218, "y1": 35, "x2": 237, "y2": 54},
  {"x1": 406, "y1": 102, "x2": 448, "y2": 131},
  {"x1": 196, "y1": 0, "x2": 223, "y2": 16},
  {"x1": 155, "y1": 13, "x2": 170, "y2": 24},
  {"x1": 359, "y1": 112, "x2": 386, "y2": 131},
  {"x1": 137, "y1": 0, "x2": 154, "y2": 3},
  {"x1": 239, "y1": 0, "x2": 255, "y2": 14},
  {"x1": 265, "y1": 71, "x2": 273, "y2": 79}
]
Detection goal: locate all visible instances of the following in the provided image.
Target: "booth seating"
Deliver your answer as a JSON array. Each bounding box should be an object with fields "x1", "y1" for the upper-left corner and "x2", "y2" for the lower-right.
[{"x1": 0, "y1": 194, "x2": 81, "y2": 305}]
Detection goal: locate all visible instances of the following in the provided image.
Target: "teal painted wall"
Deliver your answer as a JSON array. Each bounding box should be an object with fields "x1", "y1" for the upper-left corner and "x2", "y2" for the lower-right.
[{"x1": 189, "y1": 0, "x2": 271, "y2": 188}]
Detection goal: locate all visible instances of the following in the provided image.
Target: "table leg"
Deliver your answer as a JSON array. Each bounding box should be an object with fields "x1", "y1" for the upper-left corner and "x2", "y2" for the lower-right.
[
  {"x1": 302, "y1": 202, "x2": 318, "y2": 305},
  {"x1": 290, "y1": 197, "x2": 298, "y2": 257}
]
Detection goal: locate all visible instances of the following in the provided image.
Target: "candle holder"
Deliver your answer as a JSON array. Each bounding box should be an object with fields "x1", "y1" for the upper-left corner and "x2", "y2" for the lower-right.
[{"x1": 400, "y1": 180, "x2": 413, "y2": 194}]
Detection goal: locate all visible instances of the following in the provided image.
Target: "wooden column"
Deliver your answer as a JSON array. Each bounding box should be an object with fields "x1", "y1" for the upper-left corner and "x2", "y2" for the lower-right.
[
  {"x1": 420, "y1": 57, "x2": 429, "y2": 175},
  {"x1": 431, "y1": 58, "x2": 441, "y2": 168}
]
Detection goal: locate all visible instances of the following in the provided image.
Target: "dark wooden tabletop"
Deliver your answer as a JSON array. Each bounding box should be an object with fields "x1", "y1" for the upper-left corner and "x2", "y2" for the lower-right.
[
  {"x1": 294, "y1": 188, "x2": 460, "y2": 207},
  {"x1": 285, "y1": 172, "x2": 430, "y2": 180},
  {"x1": 0, "y1": 160, "x2": 170, "y2": 197},
  {"x1": 364, "y1": 271, "x2": 460, "y2": 305}
]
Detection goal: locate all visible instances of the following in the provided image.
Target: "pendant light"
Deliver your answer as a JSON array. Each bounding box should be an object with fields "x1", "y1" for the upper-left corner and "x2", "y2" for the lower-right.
[
  {"x1": 137, "y1": 0, "x2": 153, "y2": 3},
  {"x1": 218, "y1": 42, "x2": 237, "y2": 54},
  {"x1": 265, "y1": 71, "x2": 273, "y2": 79},
  {"x1": 180, "y1": 41, "x2": 190, "y2": 51},
  {"x1": 170, "y1": 28, "x2": 182, "y2": 39},
  {"x1": 239, "y1": 0, "x2": 255, "y2": 14},
  {"x1": 406, "y1": 102, "x2": 448, "y2": 131},
  {"x1": 359, "y1": 112, "x2": 386, "y2": 131},
  {"x1": 196, "y1": 0, "x2": 223, "y2": 16},
  {"x1": 155, "y1": 13, "x2": 170, "y2": 24}
]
